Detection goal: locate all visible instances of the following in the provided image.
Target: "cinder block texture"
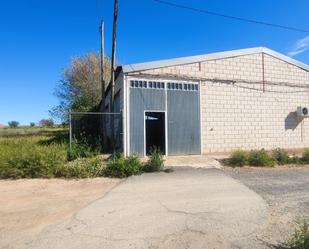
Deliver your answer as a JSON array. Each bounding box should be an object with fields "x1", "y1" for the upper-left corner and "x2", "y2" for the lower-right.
[{"x1": 140, "y1": 53, "x2": 309, "y2": 153}]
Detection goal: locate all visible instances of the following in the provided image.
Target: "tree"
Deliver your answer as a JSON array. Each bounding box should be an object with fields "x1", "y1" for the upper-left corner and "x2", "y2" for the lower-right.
[
  {"x1": 39, "y1": 119, "x2": 54, "y2": 127},
  {"x1": 50, "y1": 52, "x2": 111, "y2": 122},
  {"x1": 30, "y1": 122, "x2": 35, "y2": 127},
  {"x1": 8, "y1": 121, "x2": 19, "y2": 128}
]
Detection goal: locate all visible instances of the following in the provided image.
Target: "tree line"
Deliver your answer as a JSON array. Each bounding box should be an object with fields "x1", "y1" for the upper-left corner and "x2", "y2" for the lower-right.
[{"x1": 7, "y1": 119, "x2": 55, "y2": 128}]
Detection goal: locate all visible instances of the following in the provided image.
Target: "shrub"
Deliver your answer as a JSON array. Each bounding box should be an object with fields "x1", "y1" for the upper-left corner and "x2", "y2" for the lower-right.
[
  {"x1": 228, "y1": 150, "x2": 248, "y2": 166},
  {"x1": 104, "y1": 154, "x2": 126, "y2": 178},
  {"x1": 0, "y1": 134, "x2": 108, "y2": 179},
  {"x1": 8, "y1": 121, "x2": 19, "y2": 128},
  {"x1": 248, "y1": 149, "x2": 276, "y2": 167},
  {"x1": 125, "y1": 155, "x2": 144, "y2": 176},
  {"x1": 0, "y1": 136, "x2": 67, "y2": 179},
  {"x1": 143, "y1": 147, "x2": 164, "y2": 172},
  {"x1": 301, "y1": 149, "x2": 309, "y2": 164},
  {"x1": 104, "y1": 154, "x2": 143, "y2": 178},
  {"x1": 68, "y1": 138, "x2": 100, "y2": 161},
  {"x1": 56, "y1": 156, "x2": 105, "y2": 178},
  {"x1": 286, "y1": 221, "x2": 309, "y2": 249},
  {"x1": 290, "y1": 156, "x2": 302, "y2": 164},
  {"x1": 273, "y1": 148, "x2": 291, "y2": 165}
]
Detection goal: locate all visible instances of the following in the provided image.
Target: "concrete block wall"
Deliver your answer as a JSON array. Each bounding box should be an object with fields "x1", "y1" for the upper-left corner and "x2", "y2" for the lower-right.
[{"x1": 140, "y1": 53, "x2": 309, "y2": 153}]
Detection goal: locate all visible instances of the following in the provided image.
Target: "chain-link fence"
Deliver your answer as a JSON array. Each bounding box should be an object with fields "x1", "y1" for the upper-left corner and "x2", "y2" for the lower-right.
[{"x1": 69, "y1": 112, "x2": 122, "y2": 153}]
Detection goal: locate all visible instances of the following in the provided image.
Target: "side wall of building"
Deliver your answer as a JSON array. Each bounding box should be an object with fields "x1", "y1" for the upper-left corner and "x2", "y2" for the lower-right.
[
  {"x1": 104, "y1": 72, "x2": 124, "y2": 152},
  {"x1": 139, "y1": 53, "x2": 309, "y2": 153}
]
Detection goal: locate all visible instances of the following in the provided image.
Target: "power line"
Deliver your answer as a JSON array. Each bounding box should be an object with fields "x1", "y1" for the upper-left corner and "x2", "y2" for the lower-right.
[
  {"x1": 129, "y1": 72, "x2": 309, "y2": 94},
  {"x1": 232, "y1": 83, "x2": 309, "y2": 94},
  {"x1": 153, "y1": 0, "x2": 309, "y2": 33}
]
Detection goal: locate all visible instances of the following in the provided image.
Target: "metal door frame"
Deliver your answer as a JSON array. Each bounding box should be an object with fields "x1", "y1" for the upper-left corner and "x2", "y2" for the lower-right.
[{"x1": 143, "y1": 110, "x2": 167, "y2": 157}]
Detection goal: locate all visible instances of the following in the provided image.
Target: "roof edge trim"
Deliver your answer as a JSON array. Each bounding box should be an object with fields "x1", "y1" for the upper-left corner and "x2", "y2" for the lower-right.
[{"x1": 122, "y1": 47, "x2": 309, "y2": 73}]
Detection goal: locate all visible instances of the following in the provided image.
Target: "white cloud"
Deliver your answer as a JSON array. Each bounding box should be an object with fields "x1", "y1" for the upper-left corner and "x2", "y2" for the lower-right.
[{"x1": 288, "y1": 36, "x2": 309, "y2": 57}]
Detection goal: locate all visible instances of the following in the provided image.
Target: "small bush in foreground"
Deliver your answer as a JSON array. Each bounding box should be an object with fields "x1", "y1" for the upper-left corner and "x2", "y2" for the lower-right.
[
  {"x1": 248, "y1": 149, "x2": 276, "y2": 167},
  {"x1": 104, "y1": 154, "x2": 143, "y2": 178},
  {"x1": 301, "y1": 149, "x2": 309, "y2": 164},
  {"x1": 125, "y1": 155, "x2": 144, "y2": 176},
  {"x1": 143, "y1": 147, "x2": 164, "y2": 172},
  {"x1": 56, "y1": 156, "x2": 104, "y2": 178},
  {"x1": 272, "y1": 148, "x2": 291, "y2": 165},
  {"x1": 286, "y1": 221, "x2": 309, "y2": 249},
  {"x1": 68, "y1": 139, "x2": 100, "y2": 161},
  {"x1": 104, "y1": 154, "x2": 126, "y2": 178},
  {"x1": 228, "y1": 150, "x2": 247, "y2": 167},
  {"x1": 290, "y1": 156, "x2": 302, "y2": 164}
]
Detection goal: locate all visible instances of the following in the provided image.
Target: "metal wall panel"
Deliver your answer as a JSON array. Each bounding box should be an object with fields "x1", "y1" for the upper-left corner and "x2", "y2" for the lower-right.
[
  {"x1": 129, "y1": 88, "x2": 165, "y2": 156},
  {"x1": 167, "y1": 91, "x2": 201, "y2": 155}
]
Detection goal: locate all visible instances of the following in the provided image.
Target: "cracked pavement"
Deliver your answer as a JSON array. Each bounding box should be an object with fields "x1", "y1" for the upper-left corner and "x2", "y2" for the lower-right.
[{"x1": 28, "y1": 168, "x2": 269, "y2": 249}]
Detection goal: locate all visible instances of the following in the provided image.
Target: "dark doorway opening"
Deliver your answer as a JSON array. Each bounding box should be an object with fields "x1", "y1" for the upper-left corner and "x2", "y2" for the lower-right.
[{"x1": 145, "y1": 112, "x2": 165, "y2": 155}]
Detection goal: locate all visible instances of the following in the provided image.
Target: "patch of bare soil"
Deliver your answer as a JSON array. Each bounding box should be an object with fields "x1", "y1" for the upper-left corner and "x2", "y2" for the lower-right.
[{"x1": 0, "y1": 178, "x2": 121, "y2": 249}]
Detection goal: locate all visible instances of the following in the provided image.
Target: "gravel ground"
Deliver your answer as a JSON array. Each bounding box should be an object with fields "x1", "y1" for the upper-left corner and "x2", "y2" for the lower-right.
[
  {"x1": 224, "y1": 165, "x2": 309, "y2": 247},
  {"x1": 0, "y1": 178, "x2": 121, "y2": 249}
]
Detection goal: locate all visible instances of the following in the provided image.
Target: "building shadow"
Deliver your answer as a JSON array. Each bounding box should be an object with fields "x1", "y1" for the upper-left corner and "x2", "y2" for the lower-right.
[{"x1": 285, "y1": 111, "x2": 302, "y2": 130}]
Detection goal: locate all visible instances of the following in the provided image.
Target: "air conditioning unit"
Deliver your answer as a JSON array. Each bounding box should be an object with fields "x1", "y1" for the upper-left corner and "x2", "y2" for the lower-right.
[{"x1": 297, "y1": 106, "x2": 309, "y2": 117}]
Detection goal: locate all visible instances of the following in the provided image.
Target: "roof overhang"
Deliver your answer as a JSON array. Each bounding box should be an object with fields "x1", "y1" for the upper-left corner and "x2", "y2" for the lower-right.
[{"x1": 122, "y1": 47, "x2": 309, "y2": 73}]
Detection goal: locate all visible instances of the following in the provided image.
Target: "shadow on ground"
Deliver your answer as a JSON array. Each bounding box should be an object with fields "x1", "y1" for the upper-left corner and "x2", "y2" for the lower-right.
[{"x1": 38, "y1": 131, "x2": 69, "y2": 145}]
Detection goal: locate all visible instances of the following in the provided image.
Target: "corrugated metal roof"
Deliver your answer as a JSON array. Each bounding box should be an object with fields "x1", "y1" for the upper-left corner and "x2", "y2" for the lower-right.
[{"x1": 122, "y1": 47, "x2": 309, "y2": 73}]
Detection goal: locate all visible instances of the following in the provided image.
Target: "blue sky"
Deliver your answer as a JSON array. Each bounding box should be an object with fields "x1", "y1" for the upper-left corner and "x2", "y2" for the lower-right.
[{"x1": 0, "y1": 0, "x2": 308, "y2": 125}]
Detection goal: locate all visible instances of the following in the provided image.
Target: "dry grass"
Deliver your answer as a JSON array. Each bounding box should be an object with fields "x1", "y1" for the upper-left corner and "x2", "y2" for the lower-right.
[{"x1": 0, "y1": 127, "x2": 67, "y2": 137}]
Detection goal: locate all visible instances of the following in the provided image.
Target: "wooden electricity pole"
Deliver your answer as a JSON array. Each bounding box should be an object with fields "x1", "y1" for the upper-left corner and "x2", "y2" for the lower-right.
[
  {"x1": 100, "y1": 20, "x2": 107, "y2": 151},
  {"x1": 110, "y1": 0, "x2": 118, "y2": 151}
]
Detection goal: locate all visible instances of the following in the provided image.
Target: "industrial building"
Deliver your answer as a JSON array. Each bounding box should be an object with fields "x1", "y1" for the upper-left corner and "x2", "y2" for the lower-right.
[{"x1": 105, "y1": 47, "x2": 309, "y2": 156}]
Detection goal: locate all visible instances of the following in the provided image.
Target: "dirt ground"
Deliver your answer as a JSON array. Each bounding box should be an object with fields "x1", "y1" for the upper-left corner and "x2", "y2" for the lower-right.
[{"x1": 0, "y1": 178, "x2": 121, "y2": 249}]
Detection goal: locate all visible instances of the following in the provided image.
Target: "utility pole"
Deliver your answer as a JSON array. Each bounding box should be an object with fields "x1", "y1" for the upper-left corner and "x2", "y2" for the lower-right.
[
  {"x1": 110, "y1": 0, "x2": 118, "y2": 151},
  {"x1": 100, "y1": 20, "x2": 107, "y2": 151}
]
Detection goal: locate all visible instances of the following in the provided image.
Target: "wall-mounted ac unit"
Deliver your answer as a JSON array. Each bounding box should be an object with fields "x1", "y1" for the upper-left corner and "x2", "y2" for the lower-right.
[{"x1": 297, "y1": 106, "x2": 309, "y2": 117}]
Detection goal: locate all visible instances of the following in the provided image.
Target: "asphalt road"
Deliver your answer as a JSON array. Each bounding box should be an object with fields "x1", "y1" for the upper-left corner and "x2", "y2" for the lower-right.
[
  {"x1": 224, "y1": 166, "x2": 309, "y2": 247},
  {"x1": 28, "y1": 168, "x2": 269, "y2": 249}
]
